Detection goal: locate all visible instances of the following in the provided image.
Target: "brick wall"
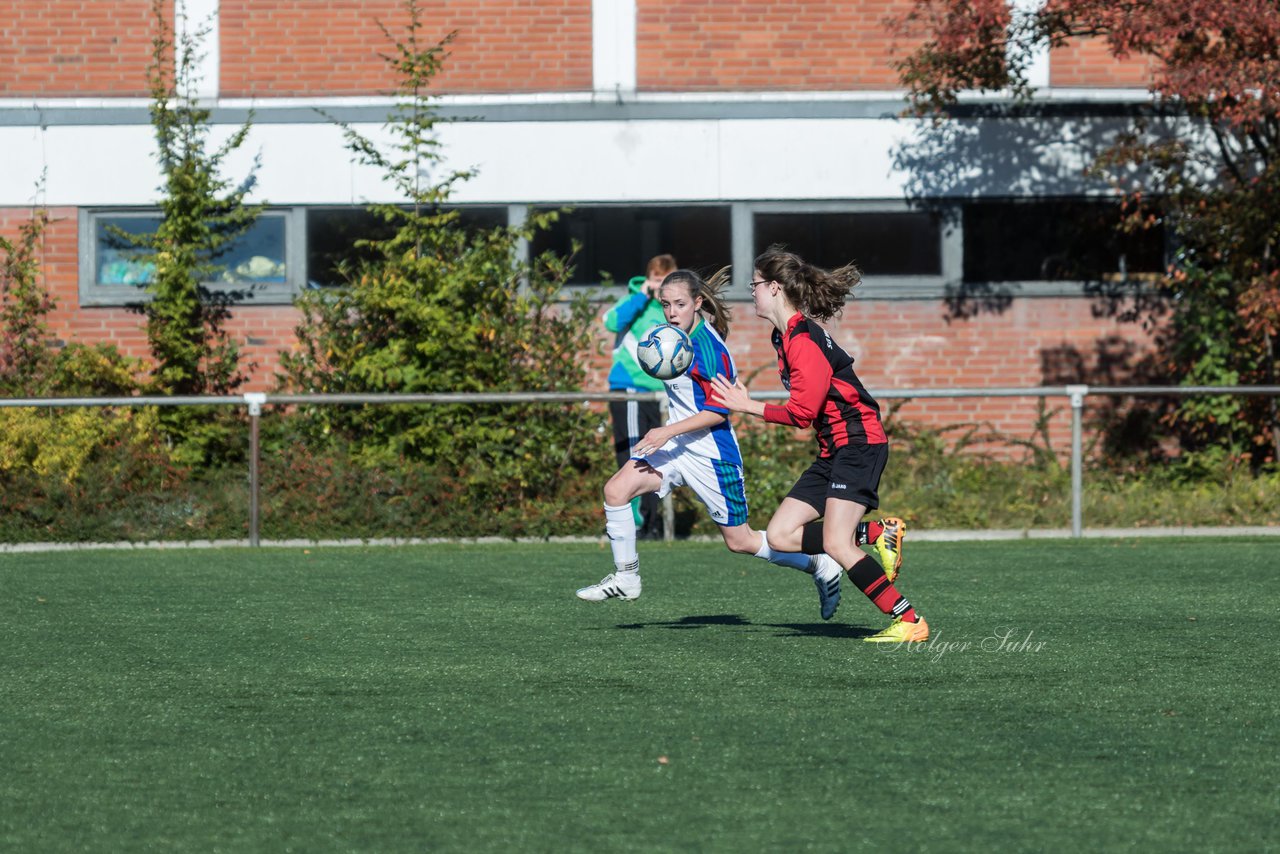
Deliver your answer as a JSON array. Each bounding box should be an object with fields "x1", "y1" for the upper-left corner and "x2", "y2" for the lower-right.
[
  {"x1": 637, "y1": 0, "x2": 919, "y2": 90},
  {"x1": 4, "y1": 0, "x2": 1161, "y2": 97},
  {"x1": 1051, "y1": 37, "x2": 1153, "y2": 89},
  {"x1": 0, "y1": 0, "x2": 160, "y2": 96},
  {"x1": 218, "y1": 0, "x2": 593, "y2": 97}
]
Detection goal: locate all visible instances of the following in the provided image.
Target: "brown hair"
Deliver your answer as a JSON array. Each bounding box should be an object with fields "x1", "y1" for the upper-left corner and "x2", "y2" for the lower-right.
[
  {"x1": 753, "y1": 245, "x2": 861, "y2": 321},
  {"x1": 660, "y1": 267, "x2": 733, "y2": 339},
  {"x1": 646, "y1": 253, "x2": 678, "y2": 278}
]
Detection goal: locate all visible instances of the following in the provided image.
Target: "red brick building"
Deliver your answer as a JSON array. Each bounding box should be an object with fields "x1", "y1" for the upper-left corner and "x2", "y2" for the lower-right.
[{"x1": 1, "y1": 0, "x2": 1161, "y2": 441}]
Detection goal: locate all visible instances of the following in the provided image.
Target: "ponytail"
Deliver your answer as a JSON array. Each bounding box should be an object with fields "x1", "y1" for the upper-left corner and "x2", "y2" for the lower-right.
[{"x1": 754, "y1": 245, "x2": 861, "y2": 321}]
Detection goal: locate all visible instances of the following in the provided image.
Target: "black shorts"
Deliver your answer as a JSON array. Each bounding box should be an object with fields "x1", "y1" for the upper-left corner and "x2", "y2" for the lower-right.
[{"x1": 786, "y1": 443, "x2": 889, "y2": 513}]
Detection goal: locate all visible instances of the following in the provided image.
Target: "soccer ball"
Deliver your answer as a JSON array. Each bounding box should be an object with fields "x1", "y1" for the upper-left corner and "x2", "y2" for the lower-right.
[{"x1": 637, "y1": 324, "x2": 694, "y2": 380}]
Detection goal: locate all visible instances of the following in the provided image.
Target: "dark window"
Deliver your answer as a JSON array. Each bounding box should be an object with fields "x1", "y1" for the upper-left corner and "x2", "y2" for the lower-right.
[
  {"x1": 530, "y1": 206, "x2": 732, "y2": 285},
  {"x1": 753, "y1": 211, "x2": 941, "y2": 276},
  {"x1": 963, "y1": 200, "x2": 1166, "y2": 282},
  {"x1": 306, "y1": 208, "x2": 395, "y2": 287},
  {"x1": 95, "y1": 213, "x2": 289, "y2": 286},
  {"x1": 305, "y1": 206, "x2": 507, "y2": 287}
]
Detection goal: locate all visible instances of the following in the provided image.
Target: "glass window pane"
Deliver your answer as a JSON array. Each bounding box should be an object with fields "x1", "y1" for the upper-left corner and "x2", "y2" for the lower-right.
[
  {"x1": 531, "y1": 206, "x2": 732, "y2": 285},
  {"x1": 753, "y1": 211, "x2": 941, "y2": 276},
  {"x1": 95, "y1": 216, "x2": 161, "y2": 285},
  {"x1": 963, "y1": 201, "x2": 1166, "y2": 282},
  {"x1": 454, "y1": 207, "x2": 508, "y2": 232},
  {"x1": 306, "y1": 208, "x2": 393, "y2": 287},
  {"x1": 305, "y1": 206, "x2": 507, "y2": 287},
  {"x1": 219, "y1": 216, "x2": 287, "y2": 283}
]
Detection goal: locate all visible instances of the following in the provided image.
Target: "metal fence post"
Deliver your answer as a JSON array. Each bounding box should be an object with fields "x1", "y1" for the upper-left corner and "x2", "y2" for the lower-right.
[
  {"x1": 659, "y1": 391, "x2": 674, "y2": 542},
  {"x1": 244, "y1": 393, "x2": 266, "y2": 547},
  {"x1": 1066, "y1": 385, "x2": 1088, "y2": 538}
]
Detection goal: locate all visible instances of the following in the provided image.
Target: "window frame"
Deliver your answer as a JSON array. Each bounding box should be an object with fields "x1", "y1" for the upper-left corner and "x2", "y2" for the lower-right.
[
  {"x1": 957, "y1": 197, "x2": 1169, "y2": 291},
  {"x1": 78, "y1": 207, "x2": 306, "y2": 307},
  {"x1": 731, "y1": 200, "x2": 959, "y2": 301},
  {"x1": 302, "y1": 203, "x2": 511, "y2": 290},
  {"x1": 525, "y1": 200, "x2": 956, "y2": 301},
  {"x1": 77, "y1": 199, "x2": 1160, "y2": 309},
  {"x1": 526, "y1": 201, "x2": 735, "y2": 295}
]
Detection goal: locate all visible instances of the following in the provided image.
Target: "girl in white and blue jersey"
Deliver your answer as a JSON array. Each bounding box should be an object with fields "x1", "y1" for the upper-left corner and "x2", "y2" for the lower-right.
[{"x1": 576, "y1": 269, "x2": 844, "y2": 614}]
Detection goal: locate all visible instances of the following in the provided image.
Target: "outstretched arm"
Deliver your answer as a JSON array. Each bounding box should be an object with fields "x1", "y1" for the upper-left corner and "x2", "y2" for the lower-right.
[
  {"x1": 709, "y1": 375, "x2": 766, "y2": 419},
  {"x1": 633, "y1": 409, "x2": 726, "y2": 456}
]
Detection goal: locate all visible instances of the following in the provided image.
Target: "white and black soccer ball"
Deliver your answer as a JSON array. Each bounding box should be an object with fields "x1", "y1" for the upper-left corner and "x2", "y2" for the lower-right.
[{"x1": 637, "y1": 324, "x2": 694, "y2": 381}]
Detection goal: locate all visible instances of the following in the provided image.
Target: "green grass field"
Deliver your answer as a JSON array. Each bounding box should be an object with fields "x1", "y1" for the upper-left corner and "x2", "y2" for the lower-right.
[{"x1": 2, "y1": 539, "x2": 1277, "y2": 852}]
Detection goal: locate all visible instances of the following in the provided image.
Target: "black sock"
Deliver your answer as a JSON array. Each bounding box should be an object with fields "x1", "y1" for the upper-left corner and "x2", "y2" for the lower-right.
[
  {"x1": 801, "y1": 522, "x2": 825, "y2": 555},
  {"x1": 845, "y1": 554, "x2": 885, "y2": 591},
  {"x1": 801, "y1": 520, "x2": 872, "y2": 554},
  {"x1": 845, "y1": 555, "x2": 917, "y2": 621}
]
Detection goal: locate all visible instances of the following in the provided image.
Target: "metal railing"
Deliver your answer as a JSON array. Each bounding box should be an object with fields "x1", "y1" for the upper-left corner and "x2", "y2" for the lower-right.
[{"x1": 3, "y1": 385, "x2": 1278, "y2": 544}]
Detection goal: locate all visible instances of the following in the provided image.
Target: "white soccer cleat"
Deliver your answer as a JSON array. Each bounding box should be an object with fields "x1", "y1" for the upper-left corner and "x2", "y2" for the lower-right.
[
  {"x1": 575, "y1": 571, "x2": 642, "y2": 602},
  {"x1": 811, "y1": 554, "x2": 843, "y2": 621}
]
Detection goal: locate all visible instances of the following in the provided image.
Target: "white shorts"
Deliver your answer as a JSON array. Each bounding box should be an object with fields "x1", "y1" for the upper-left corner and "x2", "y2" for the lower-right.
[{"x1": 638, "y1": 448, "x2": 748, "y2": 528}]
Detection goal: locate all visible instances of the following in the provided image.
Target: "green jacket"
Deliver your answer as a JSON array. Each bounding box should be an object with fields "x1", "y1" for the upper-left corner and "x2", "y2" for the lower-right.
[{"x1": 604, "y1": 276, "x2": 668, "y2": 391}]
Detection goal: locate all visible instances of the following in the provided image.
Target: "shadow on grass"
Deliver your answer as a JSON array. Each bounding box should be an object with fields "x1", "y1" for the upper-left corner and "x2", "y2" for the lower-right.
[
  {"x1": 615, "y1": 614, "x2": 879, "y2": 639},
  {"x1": 764, "y1": 622, "x2": 880, "y2": 639},
  {"x1": 615, "y1": 614, "x2": 750, "y2": 630}
]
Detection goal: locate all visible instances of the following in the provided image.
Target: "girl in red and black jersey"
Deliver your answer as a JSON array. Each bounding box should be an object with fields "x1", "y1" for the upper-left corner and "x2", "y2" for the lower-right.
[{"x1": 711, "y1": 247, "x2": 929, "y2": 644}]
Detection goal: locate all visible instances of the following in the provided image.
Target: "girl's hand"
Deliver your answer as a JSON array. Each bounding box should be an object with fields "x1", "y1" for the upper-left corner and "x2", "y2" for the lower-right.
[
  {"x1": 709, "y1": 374, "x2": 754, "y2": 413},
  {"x1": 633, "y1": 425, "x2": 675, "y2": 457}
]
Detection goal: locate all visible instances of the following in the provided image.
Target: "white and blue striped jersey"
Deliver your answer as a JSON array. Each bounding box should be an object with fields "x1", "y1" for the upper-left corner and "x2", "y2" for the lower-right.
[{"x1": 661, "y1": 318, "x2": 743, "y2": 467}]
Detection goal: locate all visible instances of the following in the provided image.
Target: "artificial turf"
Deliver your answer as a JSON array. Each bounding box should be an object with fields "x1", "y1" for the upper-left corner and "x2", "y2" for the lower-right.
[{"x1": 2, "y1": 539, "x2": 1277, "y2": 852}]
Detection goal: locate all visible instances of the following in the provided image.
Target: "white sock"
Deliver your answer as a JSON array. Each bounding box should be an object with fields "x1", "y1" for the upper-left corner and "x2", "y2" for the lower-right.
[
  {"x1": 604, "y1": 503, "x2": 639, "y2": 571},
  {"x1": 810, "y1": 553, "x2": 843, "y2": 582},
  {"x1": 753, "y1": 530, "x2": 814, "y2": 574}
]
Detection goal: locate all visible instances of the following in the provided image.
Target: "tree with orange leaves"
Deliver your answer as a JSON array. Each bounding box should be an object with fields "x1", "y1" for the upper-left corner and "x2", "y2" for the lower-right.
[{"x1": 894, "y1": 0, "x2": 1280, "y2": 466}]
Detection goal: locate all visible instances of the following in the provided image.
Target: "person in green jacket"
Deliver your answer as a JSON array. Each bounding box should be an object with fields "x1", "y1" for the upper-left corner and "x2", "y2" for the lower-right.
[{"x1": 603, "y1": 253, "x2": 677, "y2": 539}]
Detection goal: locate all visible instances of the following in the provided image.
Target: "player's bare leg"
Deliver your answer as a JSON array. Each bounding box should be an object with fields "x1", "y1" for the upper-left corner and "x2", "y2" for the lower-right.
[{"x1": 577, "y1": 460, "x2": 663, "y2": 602}]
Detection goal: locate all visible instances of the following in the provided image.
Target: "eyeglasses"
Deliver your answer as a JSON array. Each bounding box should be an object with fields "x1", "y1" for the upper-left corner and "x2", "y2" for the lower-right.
[{"x1": 749, "y1": 279, "x2": 771, "y2": 292}]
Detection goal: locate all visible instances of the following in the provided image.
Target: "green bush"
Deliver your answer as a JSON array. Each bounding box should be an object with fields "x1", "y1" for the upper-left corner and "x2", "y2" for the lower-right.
[
  {"x1": 254, "y1": 410, "x2": 616, "y2": 539},
  {"x1": 0, "y1": 429, "x2": 194, "y2": 542}
]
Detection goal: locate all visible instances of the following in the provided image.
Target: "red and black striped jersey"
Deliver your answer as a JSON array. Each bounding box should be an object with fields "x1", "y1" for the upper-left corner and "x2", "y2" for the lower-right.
[{"x1": 762, "y1": 312, "x2": 886, "y2": 455}]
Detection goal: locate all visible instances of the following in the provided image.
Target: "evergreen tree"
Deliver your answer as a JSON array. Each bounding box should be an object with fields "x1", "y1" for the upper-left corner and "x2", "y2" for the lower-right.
[
  {"x1": 280, "y1": 0, "x2": 599, "y2": 501},
  {"x1": 130, "y1": 0, "x2": 262, "y2": 399},
  {"x1": 0, "y1": 204, "x2": 54, "y2": 395}
]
